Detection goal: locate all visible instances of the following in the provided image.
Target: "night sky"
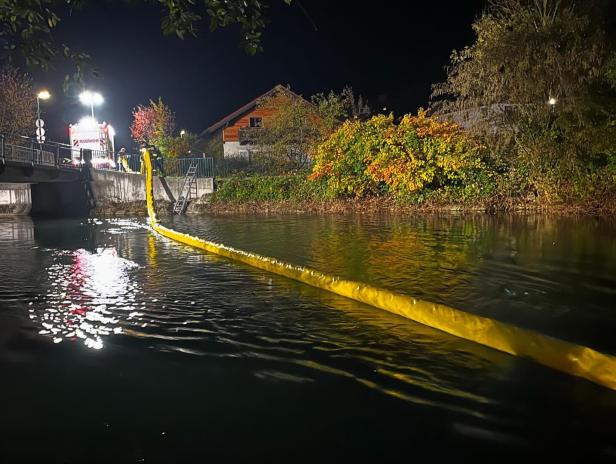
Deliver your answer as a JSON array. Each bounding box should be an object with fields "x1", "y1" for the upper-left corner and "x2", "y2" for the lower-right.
[{"x1": 31, "y1": 0, "x2": 487, "y2": 150}]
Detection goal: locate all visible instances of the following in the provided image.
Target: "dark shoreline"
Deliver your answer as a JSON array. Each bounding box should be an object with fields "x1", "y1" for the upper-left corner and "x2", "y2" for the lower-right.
[
  {"x1": 197, "y1": 197, "x2": 616, "y2": 217},
  {"x1": 87, "y1": 197, "x2": 616, "y2": 217}
]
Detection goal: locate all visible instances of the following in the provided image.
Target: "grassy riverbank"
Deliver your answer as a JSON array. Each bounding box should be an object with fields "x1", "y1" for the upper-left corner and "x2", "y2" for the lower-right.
[
  {"x1": 204, "y1": 105, "x2": 616, "y2": 217},
  {"x1": 201, "y1": 173, "x2": 616, "y2": 216}
]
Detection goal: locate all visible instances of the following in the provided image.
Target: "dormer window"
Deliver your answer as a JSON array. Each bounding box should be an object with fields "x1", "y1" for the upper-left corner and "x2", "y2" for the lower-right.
[{"x1": 249, "y1": 117, "x2": 262, "y2": 128}]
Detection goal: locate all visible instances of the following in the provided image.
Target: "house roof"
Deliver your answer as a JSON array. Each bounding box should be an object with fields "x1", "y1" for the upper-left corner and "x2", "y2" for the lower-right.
[{"x1": 199, "y1": 84, "x2": 308, "y2": 136}]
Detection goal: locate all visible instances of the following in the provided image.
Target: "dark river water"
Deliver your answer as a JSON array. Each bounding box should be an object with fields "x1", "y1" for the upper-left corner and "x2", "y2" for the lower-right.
[{"x1": 1, "y1": 213, "x2": 615, "y2": 463}]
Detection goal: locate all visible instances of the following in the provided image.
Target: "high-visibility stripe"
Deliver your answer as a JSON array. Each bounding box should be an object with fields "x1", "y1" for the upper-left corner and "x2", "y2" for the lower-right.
[{"x1": 143, "y1": 149, "x2": 616, "y2": 391}]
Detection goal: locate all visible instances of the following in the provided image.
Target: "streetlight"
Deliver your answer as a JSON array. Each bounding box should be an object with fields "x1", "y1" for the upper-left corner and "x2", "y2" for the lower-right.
[
  {"x1": 180, "y1": 130, "x2": 186, "y2": 137},
  {"x1": 548, "y1": 96, "x2": 557, "y2": 115},
  {"x1": 36, "y1": 90, "x2": 51, "y2": 121},
  {"x1": 36, "y1": 90, "x2": 51, "y2": 143},
  {"x1": 79, "y1": 91, "x2": 104, "y2": 119}
]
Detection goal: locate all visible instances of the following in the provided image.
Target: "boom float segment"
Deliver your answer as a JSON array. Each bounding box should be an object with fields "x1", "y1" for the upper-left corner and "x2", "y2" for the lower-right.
[{"x1": 142, "y1": 150, "x2": 616, "y2": 391}]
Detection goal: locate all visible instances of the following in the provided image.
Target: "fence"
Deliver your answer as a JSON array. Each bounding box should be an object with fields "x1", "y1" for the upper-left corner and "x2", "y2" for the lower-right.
[
  {"x1": 0, "y1": 134, "x2": 215, "y2": 178},
  {"x1": 116, "y1": 155, "x2": 214, "y2": 178},
  {"x1": 0, "y1": 134, "x2": 122, "y2": 170},
  {"x1": 1, "y1": 135, "x2": 79, "y2": 169},
  {"x1": 162, "y1": 157, "x2": 214, "y2": 178},
  {"x1": 213, "y1": 157, "x2": 313, "y2": 177}
]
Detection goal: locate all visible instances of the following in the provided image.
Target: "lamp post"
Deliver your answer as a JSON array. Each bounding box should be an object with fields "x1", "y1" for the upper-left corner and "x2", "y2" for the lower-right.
[
  {"x1": 36, "y1": 90, "x2": 51, "y2": 144},
  {"x1": 548, "y1": 96, "x2": 557, "y2": 115},
  {"x1": 36, "y1": 90, "x2": 51, "y2": 121},
  {"x1": 79, "y1": 91, "x2": 104, "y2": 119}
]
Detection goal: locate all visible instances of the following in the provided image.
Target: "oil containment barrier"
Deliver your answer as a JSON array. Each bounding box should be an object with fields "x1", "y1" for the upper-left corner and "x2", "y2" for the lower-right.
[{"x1": 142, "y1": 150, "x2": 616, "y2": 391}]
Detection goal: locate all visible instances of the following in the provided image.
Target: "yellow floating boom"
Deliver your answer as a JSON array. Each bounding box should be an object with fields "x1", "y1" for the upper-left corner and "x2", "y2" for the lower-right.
[{"x1": 142, "y1": 149, "x2": 616, "y2": 391}]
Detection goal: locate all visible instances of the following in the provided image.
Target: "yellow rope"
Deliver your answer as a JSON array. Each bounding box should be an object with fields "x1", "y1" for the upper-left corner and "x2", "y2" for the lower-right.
[{"x1": 142, "y1": 149, "x2": 616, "y2": 391}]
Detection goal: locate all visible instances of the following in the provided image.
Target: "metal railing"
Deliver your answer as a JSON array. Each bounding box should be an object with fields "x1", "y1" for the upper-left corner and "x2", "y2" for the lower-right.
[
  {"x1": 112, "y1": 155, "x2": 214, "y2": 178},
  {"x1": 1, "y1": 134, "x2": 80, "y2": 169},
  {"x1": 1, "y1": 134, "x2": 214, "y2": 178},
  {"x1": 214, "y1": 157, "x2": 253, "y2": 177},
  {"x1": 162, "y1": 157, "x2": 214, "y2": 178}
]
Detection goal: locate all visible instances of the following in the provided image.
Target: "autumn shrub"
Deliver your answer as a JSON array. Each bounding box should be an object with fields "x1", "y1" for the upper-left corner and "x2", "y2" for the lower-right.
[{"x1": 310, "y1": 110, "x2": 487, "y2": 200}]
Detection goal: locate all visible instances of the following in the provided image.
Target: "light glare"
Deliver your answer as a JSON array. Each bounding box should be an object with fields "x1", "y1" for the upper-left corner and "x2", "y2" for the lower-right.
[
  {"x1": 78, "y1": 116, "x2": 98, "y2": 128},
  {"x1": 79, "y1": 90, "x2": 104, "y2": 106}
]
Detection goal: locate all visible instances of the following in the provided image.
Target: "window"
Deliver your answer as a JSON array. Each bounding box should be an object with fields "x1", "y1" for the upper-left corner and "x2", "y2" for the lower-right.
[{"x1": 249, "y1": 117, "x2": 262, "y2": 128}]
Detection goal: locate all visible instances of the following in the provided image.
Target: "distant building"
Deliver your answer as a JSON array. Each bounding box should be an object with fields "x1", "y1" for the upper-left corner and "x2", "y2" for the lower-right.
[
  {"x1": 198, "y1": 84, "x2": 311, "y2": 160},
  {"x1": 430, "y1": 102, "x2": 520, "y2": 130}
]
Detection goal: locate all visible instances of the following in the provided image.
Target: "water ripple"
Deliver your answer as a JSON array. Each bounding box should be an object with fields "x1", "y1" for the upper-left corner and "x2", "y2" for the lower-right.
[{"x1": 2, "y1": 215, "x2": 616, "y2": 458}]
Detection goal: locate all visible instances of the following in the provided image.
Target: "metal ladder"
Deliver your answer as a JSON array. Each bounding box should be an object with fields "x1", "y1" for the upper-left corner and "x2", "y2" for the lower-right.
[{"x1": 173, "y1": 162, "x2": 198, "y2": 214}]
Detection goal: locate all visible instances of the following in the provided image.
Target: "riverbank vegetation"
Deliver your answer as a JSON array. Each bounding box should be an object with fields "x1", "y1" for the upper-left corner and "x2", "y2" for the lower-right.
[{"x1": 211, "y1": 0, "x2": 616, "y2": 213}]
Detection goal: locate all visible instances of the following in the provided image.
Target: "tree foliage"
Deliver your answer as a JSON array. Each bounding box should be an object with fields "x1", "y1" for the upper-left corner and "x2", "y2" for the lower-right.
[
  {"x1": 432, "y1": 0, "x2": 608, "y2": 115},
  {"x1": 0, "y1": 0, "x2": 93, "y2": 82},
  {"x1": 251, "y1": 90, "x2": 331, "y2": 172},
  {"x1": 131, "y1": 98, "x2": 197, "y2": 158},
  {"x1": 0, "y1": 66, "x2": 36, "y2": 141},
  {"x1": 160, "y1": 131, "x2": 197, "y2": 158},
  {"x1": 130, "y1": 98, "x2": 175, "y2": 151},
  {"x1": 250, "y1": 87, "x2": 371, "y2": 173},
  {"x1": 431, "y1": 0, "x2": 616, "y2": 200},
  {"x1": 310, "y1": 111, "x2": 485, "y2": 200},
  {"x1": 0, "y1": 0, "x2": 291, "y2": 80},
  {"x1": 311, "y1": 86, "x2": 371, "y2": 126}
]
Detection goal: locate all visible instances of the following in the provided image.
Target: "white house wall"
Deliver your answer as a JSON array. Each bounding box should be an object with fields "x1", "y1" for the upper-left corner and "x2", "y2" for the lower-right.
[{"x1": 223, "y1": 142, "x2": 251, "y2": 159}]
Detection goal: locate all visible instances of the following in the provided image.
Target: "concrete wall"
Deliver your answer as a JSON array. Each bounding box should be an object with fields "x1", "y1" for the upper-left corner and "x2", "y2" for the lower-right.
[
  {"x1": 223, "y1": 141, "x2": 243, "y2": 158},
  {"x1": 90, "y1": 169, "x2": 213, "y2": 210},
  {"x1": 0, "y1": 183, "x2": 32, "y2": 215},
  {"x1": 1, "y1": 170, "x2": 214, "y2": 217}
]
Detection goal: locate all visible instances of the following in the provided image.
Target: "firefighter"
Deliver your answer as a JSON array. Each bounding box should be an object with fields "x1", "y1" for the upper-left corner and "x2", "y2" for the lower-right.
[
  {"x1": 151, "y1": 147, "x2": 165, "y2": 177},
  {"x1": 117, "y1": 147, "x2": 128, "y2": 172}
]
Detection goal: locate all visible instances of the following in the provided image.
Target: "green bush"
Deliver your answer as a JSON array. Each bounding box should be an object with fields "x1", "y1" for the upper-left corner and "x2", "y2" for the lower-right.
[{"x1": 212, "y1": 173, "x2": 331, "y2": 202}]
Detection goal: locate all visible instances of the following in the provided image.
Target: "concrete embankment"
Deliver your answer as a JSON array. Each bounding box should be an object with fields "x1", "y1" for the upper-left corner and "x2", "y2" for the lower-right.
[
  {"x1": 89, "y1": 169, "x2": 213, "y2": 216},
  {"x1": 1, "y1": 170, "x2": 213, "y2": 217}
]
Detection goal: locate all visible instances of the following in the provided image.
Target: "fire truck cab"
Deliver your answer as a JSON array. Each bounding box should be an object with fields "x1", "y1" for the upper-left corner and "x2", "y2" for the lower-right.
[{"x1": 69, "y1": 117, "x2": 116, "y2": 168}]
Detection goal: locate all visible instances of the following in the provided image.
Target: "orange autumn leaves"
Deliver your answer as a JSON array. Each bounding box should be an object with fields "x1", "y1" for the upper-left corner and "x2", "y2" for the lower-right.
[{"x1": 310, "y1": 110, "x2": 483, "y2": 199}]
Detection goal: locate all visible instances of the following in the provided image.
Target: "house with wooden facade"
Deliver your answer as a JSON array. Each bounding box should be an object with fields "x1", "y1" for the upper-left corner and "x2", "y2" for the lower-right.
[{"x1": 198, "y1": 84, "x2": 311, "y2": 160}]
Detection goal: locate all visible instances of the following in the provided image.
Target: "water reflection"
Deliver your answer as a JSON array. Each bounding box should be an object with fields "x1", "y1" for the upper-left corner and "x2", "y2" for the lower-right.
[
  {"x1": 172, "y1": 213, "x2": 616, "y2": 352},
  {"x1": 0, "y1": 217, "x2": 35, "y2": 241},
  {"x1": 2, "y1": 215, "x2": 616, "y2": 460},
  {"x1": 30, "y1": 247, "x2": 140, "y2": 349}
]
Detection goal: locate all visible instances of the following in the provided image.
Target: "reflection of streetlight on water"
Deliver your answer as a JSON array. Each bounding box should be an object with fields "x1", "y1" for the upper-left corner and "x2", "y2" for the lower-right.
[{"x1": 29, "y1": 248, "x2": 140, "y2": 350}]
